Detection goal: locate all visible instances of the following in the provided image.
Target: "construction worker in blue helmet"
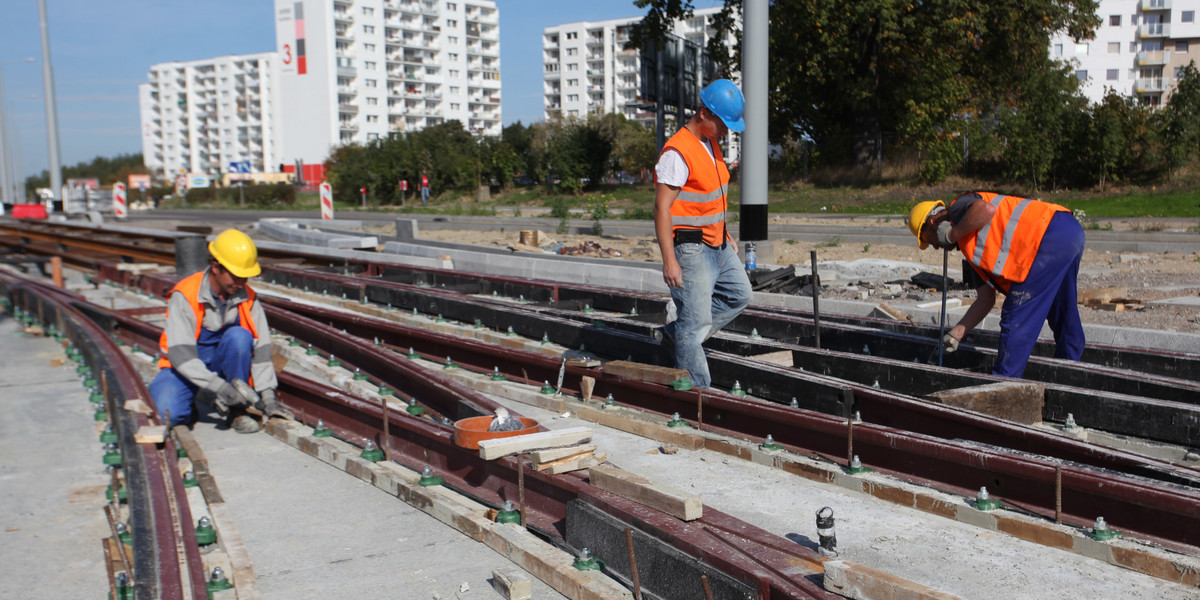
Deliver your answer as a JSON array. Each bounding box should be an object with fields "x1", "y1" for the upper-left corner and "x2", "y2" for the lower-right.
[
  {"x1": 150, "y1": 229, "x2": 292, "y2": 433},
  {"x1": 653, "y1": 79, "x2": 750, "y2": 388}
]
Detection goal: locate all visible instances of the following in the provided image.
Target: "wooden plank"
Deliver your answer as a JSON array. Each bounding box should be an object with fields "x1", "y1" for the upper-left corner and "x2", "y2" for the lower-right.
[
  {"x1": 123, "y1": 399, "x2": 154, "y2": 416},
  {"x1": 924, "y1": 381, "x2": 1044, "y2": 425},
  {"x1": 134, "y1": 425, "x2": 168, "y2": 444},
  {"x1": 531, "y1": 444, "x2": 597, "y2": 464},
  {"x1": 491, "y1": 568, "x2": 533, "y2": 600},
  {"x1": 534, "y1": 450, "x2": 596, "y2": 472},
  {"x1": 544, "y1": 455, "x2": 603, "y2": 475},
  {"x1": 823, "y1": 560, "x2": 964, "y2": 600},
  {"x1": 580, "y1": 376, "x2": 596, "y2": 402},
  {"x1": 588, "y1": 464, "x2": 702, "y2": 521},
  {"x1": 478, "y1": 427, "x2": 593, "y2": 460},
  {"x1": 1078, "y1": 287, "x2": 1127, "y2": 305},
  {"x1": 603, "y1": 360, "x2": 689, "y2": 386},
  {"x1": 751, "y1": 350, "x2": 793, "y2": 367}
]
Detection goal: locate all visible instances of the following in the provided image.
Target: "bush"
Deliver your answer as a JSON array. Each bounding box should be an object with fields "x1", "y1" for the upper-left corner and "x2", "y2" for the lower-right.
[{"x1": 184, "y1": 183, "x2": 295, "y2": 207}]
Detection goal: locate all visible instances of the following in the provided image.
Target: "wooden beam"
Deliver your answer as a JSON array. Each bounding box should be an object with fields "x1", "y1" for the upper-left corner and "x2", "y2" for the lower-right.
[
  {"x1": 924, "y1": 381, "x2": 1044, "y2": 425},
  {"x1": 531, "y1": 444, "x2": 597, "y2": 463},
  {"x1": 543, "y1": 455, "x2": 603, "y2": 475},
  {"x1": 588, "y1": 464, "x2": 702, "y2": 521},
  {"x1": 477, "y1": 427, "x2": 593, "y2": 460},
  {"x1": 491, "y1": 568, "x2": 532, "y2": 600},
  {"x1": 603, "y1": 360, "x2": 690, "y2": 385},
  {"x1": 134, "y1": 425, "x2": 168, "y2": 444}
]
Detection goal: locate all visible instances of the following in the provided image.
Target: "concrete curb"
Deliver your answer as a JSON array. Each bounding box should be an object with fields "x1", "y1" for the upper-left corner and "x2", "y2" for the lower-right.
[{"x1": 259, "y1": 218, "x2": 378, "y2": 249}]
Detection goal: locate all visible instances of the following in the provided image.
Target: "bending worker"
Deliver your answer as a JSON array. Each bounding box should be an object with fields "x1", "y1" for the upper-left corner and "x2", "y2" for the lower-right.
[
  {"x1": 653, "y1": 79, "x2": 752, "y2": 388},
  {"x1": 150, "y1": 229, "x2": 291, "y2": 433},
  {"x1": 908, "y1": 192, "x2": 1086, "y2": 378}
]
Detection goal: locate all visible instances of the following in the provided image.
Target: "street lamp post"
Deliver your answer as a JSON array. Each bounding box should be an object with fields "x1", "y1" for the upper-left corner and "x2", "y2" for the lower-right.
[
  {"x1": 0, "y1": 58, "x2": 35, "y2": 206},
  {"x1": 38, "y1": 0, "x2": 64, "y2": 200}
]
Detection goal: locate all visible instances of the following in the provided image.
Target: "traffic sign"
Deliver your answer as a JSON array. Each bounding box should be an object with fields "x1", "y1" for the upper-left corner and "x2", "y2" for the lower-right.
[
  {"x1": 320, "y1": 182, "x2": 333, "y2": 220},
  {"x1": 113, "y1": 183, "x2": 127, "y2": 219}
]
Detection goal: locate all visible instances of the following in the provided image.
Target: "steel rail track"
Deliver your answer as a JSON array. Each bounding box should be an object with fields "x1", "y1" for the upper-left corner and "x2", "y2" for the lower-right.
[
  {"x1": 82, "y1": 264, "x2": 1200, "y2": 553},
  {"x1": 47, "y1": 269, "x2": 843, "y2": 600},
  {"x1": 0, "y1": 271, "x2": 208, "y2": 600}
]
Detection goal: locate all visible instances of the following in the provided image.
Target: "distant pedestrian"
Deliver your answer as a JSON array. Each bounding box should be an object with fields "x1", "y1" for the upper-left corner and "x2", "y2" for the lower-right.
[{"x1": 420, "y1": 172, "x2": 430, "y2": 207}]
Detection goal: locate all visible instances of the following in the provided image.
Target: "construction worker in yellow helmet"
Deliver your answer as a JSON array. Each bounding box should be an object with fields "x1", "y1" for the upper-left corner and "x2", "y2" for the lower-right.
[
  {"x1": 907, "y1": 192, "x2": 1085, "y2": 378},
  {"x1": 150, "y1": 229, "x2": 291, "y2": 433}
]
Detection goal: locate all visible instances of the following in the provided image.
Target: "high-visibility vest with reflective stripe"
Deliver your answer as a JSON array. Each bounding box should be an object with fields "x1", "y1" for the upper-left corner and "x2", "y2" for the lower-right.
[
  {"x1": 157, "y1": 271, "x2": 260, "y2": 370},
  {"x1": 661, "y1": 127, "x2": 730, "y2": 247},
  {"x1": 952, "y1": 192, "x2": 1069, "y2": 290}
]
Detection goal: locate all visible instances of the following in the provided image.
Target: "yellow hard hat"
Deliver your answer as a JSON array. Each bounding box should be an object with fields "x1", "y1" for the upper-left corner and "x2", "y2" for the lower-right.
[
  {"x1": 208, "y1": 229, "x2": 261, "y2": 278},
  {"x1": 907, "y1": 200, "x2": 945, "y2": 250}
]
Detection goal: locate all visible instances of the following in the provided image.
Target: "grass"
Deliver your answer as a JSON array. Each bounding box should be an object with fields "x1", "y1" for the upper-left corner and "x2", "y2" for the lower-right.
[{"x1": 1053, "y1": 189, "x2": 1200, "y2": 218}]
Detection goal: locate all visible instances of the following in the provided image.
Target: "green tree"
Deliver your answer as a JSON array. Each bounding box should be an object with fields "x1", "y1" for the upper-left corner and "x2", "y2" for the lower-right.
[{"x1": 1162, "y1": 61, "x2": 1200, "y2": 177}]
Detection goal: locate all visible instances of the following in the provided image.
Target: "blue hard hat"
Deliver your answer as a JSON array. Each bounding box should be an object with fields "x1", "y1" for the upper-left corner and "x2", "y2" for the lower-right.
[{"x1": 699, "y1": 79, "x2": 745, "y2": 133}]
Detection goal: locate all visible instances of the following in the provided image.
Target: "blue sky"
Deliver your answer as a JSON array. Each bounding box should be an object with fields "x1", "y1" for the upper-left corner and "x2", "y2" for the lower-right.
[{"x1": 0, "y1": 0, "x2": 723, "y2": 182}]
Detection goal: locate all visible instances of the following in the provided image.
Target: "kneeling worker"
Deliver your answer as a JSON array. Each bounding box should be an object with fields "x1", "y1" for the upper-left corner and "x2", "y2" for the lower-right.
[
  {"x1": 907, "y1": 192, "x2": 1086, "y2": 378},
  {"x1": 150, "y1": 229, "x2": 292, "y2": 432}
]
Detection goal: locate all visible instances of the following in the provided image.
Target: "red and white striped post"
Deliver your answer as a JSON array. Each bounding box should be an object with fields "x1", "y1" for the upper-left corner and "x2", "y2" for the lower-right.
[
  {"x1": 112, "y1": 182, "x2": 127, "y2": 219},
  {"x1": 319, "y1": 181, "x2": 333, "y2": 220}
]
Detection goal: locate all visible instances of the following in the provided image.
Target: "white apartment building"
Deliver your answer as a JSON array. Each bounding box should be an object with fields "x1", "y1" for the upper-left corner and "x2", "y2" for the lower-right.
[
  {"x1": 1052, "y1": 0, "x2": 1200, "y2": 106},
  {"x1": 542, "y1": 7, "x2": 733, "y2": 125},
  {"x1": 138, "y1": 53, "x2": 281, "y2": 181},
  {"x1": 273, "y1": 0, "x2": 500, "y2": 167}
]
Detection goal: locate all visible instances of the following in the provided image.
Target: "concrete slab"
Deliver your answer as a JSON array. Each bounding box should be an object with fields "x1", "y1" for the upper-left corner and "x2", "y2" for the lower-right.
[
  {"x1": 0, "y1": 317, "x2": 111, "y2": 598},
  {"x1": 187, "y1": 408, "x2": 567, "y2": 599},
  {"x1": 1149, "y1": 295, "x2": 1200, "y2": 308}
]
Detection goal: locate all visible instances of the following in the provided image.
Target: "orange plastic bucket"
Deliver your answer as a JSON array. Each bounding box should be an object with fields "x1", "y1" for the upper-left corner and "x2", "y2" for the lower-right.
[{"x1": 453, "y1": 415, "x2": 540, "y2": 450}]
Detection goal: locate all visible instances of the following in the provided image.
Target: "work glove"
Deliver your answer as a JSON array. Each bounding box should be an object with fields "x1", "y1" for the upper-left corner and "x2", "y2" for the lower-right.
[
  {"x1": 255, "y1": 389, "x2": 294, "y2": 420},
  {"x1": 213, "y1": 378, "x2": 258, "y2": 415},
  {"x1": 942, "y1": 332, "x2": 961, "y2": 353},
  {"x1": 936, "y1": 221, "x2": 955, "y2": 249}
]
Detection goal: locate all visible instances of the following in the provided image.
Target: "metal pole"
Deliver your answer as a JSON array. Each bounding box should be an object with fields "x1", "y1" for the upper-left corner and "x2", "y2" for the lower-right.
[
  {"x1": 0, "y1": 66, "x2": 11, "y2": 206},
  {"x1": 38, "y1": 0, "x2": 64, "y2": 199},
  {"x1": 738, "y1": 0, "x2": 769, "y2": 241},
  {"x1": 938, "y1": 247, "x2": 949, "y2": 367},
  {"x1": 810, "y1": 250, "x2": 821, "y2": 349}
]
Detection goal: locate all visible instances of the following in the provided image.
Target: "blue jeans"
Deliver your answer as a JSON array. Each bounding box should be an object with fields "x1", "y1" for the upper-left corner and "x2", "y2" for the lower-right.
[
  {"x1": 662, "y1": 242, "x2": 751, "y2": 388},
  {"x1": 150, "y1": 326, "x2": 254, "y2": 426},
  {"x1": 993, "y1": 212, "x2": 1085, "y2": 378},
  {"x1": 421, "y1": 186, "x2": 429, "y2": 206}
]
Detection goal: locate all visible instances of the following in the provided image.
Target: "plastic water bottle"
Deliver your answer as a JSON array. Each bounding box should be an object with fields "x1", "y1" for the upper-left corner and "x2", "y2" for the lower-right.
[
  {"x1": 665, "y1": 299, "x2": 677, "y2": 323},
  {"x1": 745, "y1": 242, "x2": 757, "y2": 272}
]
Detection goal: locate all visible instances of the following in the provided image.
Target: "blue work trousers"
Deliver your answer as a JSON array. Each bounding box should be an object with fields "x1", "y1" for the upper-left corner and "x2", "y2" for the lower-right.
[
  {"x1": 149, "y1": 326, "x2": 254, "y2": 426},
  {"x1": 993, "y1": 212, "x2": 1086, "y2": 378},
  {"x1": 662, "y1": 241, "x2": 751, "y2": 388}
]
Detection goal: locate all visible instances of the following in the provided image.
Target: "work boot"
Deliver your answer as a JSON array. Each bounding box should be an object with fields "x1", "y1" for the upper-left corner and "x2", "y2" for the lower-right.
[{"x1": 230, "y1": 414, "x2": 260, "y2": 434}]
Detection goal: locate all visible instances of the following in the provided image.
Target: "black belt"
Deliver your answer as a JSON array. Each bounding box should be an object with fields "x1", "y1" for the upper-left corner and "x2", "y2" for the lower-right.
[{"x1": 673, "y1": 229, "x2": 725, "y2": 250}]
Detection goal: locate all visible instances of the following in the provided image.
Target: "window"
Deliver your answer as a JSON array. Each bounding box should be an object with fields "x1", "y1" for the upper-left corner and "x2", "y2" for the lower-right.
[
  {"x1": 365, "y1": 79, "x2": 377, "y2": 88},
  {"x1": 567, "y1": 94, "x2": 578, "y2": 102},
  {"x1": 1131, "y1": 14, "x2": 1138, "y2": 25},
  {"x1": 567, "y1": 48, "x2": 577, "y2": 56},
  {"x1": 364, "y1": 25, "x2": 375, "y2": 34},
  {"x1": 1179, "y1": 41, "x2": 1190, "y2": 53},
  {"x1": 450, "y1": 102, "x2": 460, "y2": 110},
  {"x1": 368, "y1": 133, "x2": 379, "y2": 141},
  {"x1": 449, "y1": 69, "x2": 459, "y2": 77},
  {"x1": 1075, "y1": 70, "x2": 1088, "y2": 81},
  {"x1": 366, "y1": 97, "x2": 378, "y2": 105},
  {"x1": 1108, "y1": 42, "x2": 1121, "y2": 54},
  {"x1": 1075, "y1": 43, "x2": 1089, "y2": 55},
  {"x1": 569, "y1": 109, "x2": 579, "y2": 116},
  {"x1": 449, "y1": 53, "x2": 459, "y2": 61},
  {"x1": 1053, "y1": 43, "x2": 1063, "y2": 57},
  {"x1": 566, "y1": 32, "x2": 577, "y2": 40},
  {"x1": 450, "y1": 86, "x2": 460, "y2": 94},
  {"x1": 567, "y1": 78, "x2": 578, "y2": 86},
  {"x1": 365, "y1": 61, "x2": 376, "y2": 70},
  {"x1": 364, "y1": 43, "x2": 376, "y2": 52},
  {"x1": 1108, "y1": 15, "x2": 1121, "y2": 26},
  {"x1": 567, "y1": 63, "x2": 578, "y2": 71},
  {"x1": 367, "y1": 115, "x2": 379, "y2": 123},
  {"x1": 1107, "y1": 69, "x2": 1119, "y2": 81},
  {"x1": 449, "y1": 36, "x2": 458, "y2": 44},
  {"x1": 1176, "y1": 66, "x2": 1185, "y2": 78},
  {"x1": 447, "y1": 2, "x2": 457, "y2": 9},
  {"x1": 363, "y1": 7, "x2": 373, "y2": 15},
  {"x1": 1184, "y1": 11, "x2": 1195, "y2": 23},
  {"x1": 1130, "y1": 42, "x2": 1138, "y2": 53},
  {"x1": 447, "y1": 19, "x2": 457, "y2": 27}
]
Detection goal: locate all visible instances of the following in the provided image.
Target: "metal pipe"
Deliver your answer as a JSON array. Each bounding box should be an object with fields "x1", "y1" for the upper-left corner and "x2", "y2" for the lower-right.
[
  {"x1": 938, "y1": 247, "x2": 948, "y2": 366},
  {"x1": 810, "y1": 250, "x2": 821, "y2": 349}
]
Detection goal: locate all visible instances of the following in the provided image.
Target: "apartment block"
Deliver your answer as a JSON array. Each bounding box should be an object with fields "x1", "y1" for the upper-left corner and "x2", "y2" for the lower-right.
[
  {"x1": 542, "y1": 7, "x2": 733, "y2": 125},
  {"x1": 1051, "y1": 0, "x2": 1200, "y2": 106},
  {"x1": 138, "y1": 53, "x2": 281, "y2": 181},
  {"x1": 273, "y1": 0, "x2": 500, "y2": 167}
]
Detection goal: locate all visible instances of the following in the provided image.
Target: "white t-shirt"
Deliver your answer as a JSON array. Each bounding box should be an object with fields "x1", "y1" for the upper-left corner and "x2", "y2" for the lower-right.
[{"x1": 655, "y1": 138, "x2": 716, "y2": 187}]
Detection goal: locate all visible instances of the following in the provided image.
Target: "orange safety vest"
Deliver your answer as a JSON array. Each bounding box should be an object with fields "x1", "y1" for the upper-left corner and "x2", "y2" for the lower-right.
[
  {"x1": 951, "y1": 192, "x2": 1069, "y2": 291},
  {"x1": 660, "y1": 127, "x2": 730, "y2": 247},
  {"x1": 158, "y1": 271, "x2": 260, "y2": 369}
]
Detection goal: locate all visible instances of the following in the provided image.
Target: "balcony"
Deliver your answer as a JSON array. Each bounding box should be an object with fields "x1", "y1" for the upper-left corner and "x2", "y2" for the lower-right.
[
  {"x1": 338, "y1": 103, "x2": 359, "y2": 114},
  {"x1": 1136, "y1": 77, "x2": 1166, "y2": 92},
  {"x1": 1138, "y1": 23, "x2": 1170, "y2": 37},
  {"x1": 1137, "y1": 50, "x2": 1172, "y2": 65},
  {"x1": 1139, "y1": 0, "x2": 1171, "y2": 9}
]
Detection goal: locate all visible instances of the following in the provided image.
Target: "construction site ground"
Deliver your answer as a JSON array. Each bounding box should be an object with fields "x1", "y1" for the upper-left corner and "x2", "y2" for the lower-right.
[{"x1": 11, "y1": 210, "x2": 1198, "y2": 599}]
